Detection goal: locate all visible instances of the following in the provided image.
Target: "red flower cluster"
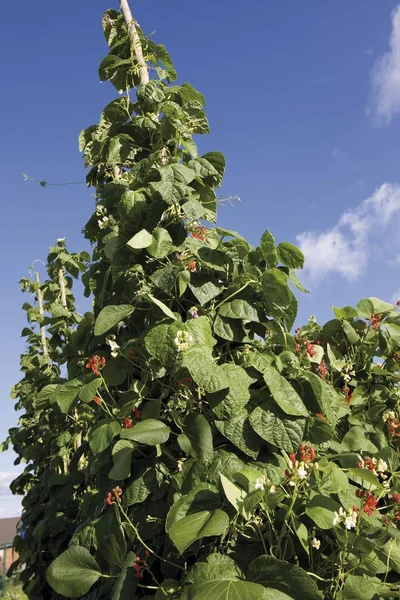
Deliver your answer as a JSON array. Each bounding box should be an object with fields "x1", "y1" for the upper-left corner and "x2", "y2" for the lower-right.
[
  {"x1": 315, "y1": 359, "x2": 328, "y2": 380},
  {"x1": 368, "y1": 313, "x2": 381, "y2": 330},
  {"x1": 186, "y1": 260, "x2": 197, "y2": 272},
  {"x1": 289, "y1": 444, "x2": 316, "y2": 466},
  {"x1": 106, "y1": 486, "x2": 122, "y2": 506},
  {"x1": 357, "y1": 457, "x2": 375, "y2": 472},
  {"x1": 123, "y1": 407, "x2": 142, "y2": 429},
  {"x1": 294, "y1": 330, "x2": 317, "y2": 358},
  {"x1": 191, "y1": 225, "x2": 207, "y2": 241},
  {"x1": 93, "y1": 396, "x2": 102, "y2": 405},
  {"x1": 356, "y1": 489, "x2": 378, "y2": 516},
  {"x1": 177, "y1": 377, "x2": 193, "y2": 389},
  {"x1": 86, "y1": 355, "x2": 106, "y2": 376},
  {"x1": 133, "y1": 551, "x2": 150, "y2": 580}
]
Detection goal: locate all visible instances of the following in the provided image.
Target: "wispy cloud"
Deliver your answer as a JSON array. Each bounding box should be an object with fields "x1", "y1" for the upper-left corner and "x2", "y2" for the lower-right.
[
  {"x1": 368, "y1": 5, "x2": 400, "y2": 125},
  {"x1": 0, "y1": 472, "x2": 22, "y2": 518},
  {"x1": 297, "y1": 183, "x2": 400, "y2": 282}
]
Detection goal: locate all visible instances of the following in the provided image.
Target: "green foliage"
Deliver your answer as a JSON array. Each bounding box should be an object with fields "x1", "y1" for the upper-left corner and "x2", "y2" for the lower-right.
[{"x1": 6, "y1": 6, "x2": 400, "y2": 600}]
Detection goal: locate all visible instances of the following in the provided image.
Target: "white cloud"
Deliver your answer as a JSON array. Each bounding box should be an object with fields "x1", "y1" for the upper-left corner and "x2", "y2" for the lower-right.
[
  {"x1": 0, "y1": 472, "x2": 23, "y2": 518},
  {"x1": 369, "y1": 5, "x2": 400, "y2": 125},
  {"x1": 297, "y1": 183, "x2": 400, "y2": 282},
  {"x1": 0, "y1": 472, "x2": 19, "y2": 496}
]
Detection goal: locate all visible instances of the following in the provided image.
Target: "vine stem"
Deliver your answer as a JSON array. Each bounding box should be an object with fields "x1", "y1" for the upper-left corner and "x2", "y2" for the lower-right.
[
  {"x1": 119, "y1": 0, "x2": 149, "y2": 86},
  {"x1": 35, "y1": 272, "x2": 48, "y2": 357},
  {"x1": 118, "y1": 505, "x2": 186, "y2": 574}
]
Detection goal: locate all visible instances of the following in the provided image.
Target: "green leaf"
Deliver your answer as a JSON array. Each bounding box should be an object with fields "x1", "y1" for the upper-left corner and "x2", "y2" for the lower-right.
[
  {"x1": 192, "y1": 580, "x2": 266, "y2": 600},
  {"x1": 146, "y1": 294, "x2": 176, "y2": 320},
  {"x1": 277, "y1": 242, "x2": 304, "y2": 269},
  {"x1": 202, "y1": 152, "x2": 225, "y2": 186},
  {"x1": 52, "y1": 379, "x2": 82, "y2": 413},
  {"x1": 327, "y1": 343, "x2": 346, "y2": 372},
  {"x1": 261, "y1": 269, "x2": 291, "y2": 312},
  {"x1": 218, "y1": 299, "x2": 259, "y2": 322},
  {"x1": 342, "y1": 574, "x2": 391, "y2": 600},
  {"x1": 109, "y1": 440, "x2": 134, "y2": 480},
  {"x1": 126, "y1": 228, "x2": 153, "y2": 250},
  {"x1": 94, "y1": 304, "x2": 134, "y2": 336},
  {"x1": 342, "y1": 320, "x2": 360, "y2": 345},
  {"x1": 209, "y1": 364, "x2": 252, "y2": 419},
  {"x1": 263, "y1": 367, "x2": 308, "y2": 417},
  {"x1": 120, "y1": 419, "x2": 170, "y2": 445},
  {"x1": 189, "y1": 274, "x2": 223, "y2": 306},
  {"x1": 220, "y1": 474, "x2": 248, "y2": 517},
  {"x1": 260, "y1": 230, "x2": 278, "y2": 268},
  {"x1": 333, "y1": 305, "x2": 358, "y2": 320},
  {"x1": 150, "y1": 264, "x2": 180, "y2": 294},
  {"x1": 357, "y1": 297, "x2": 395, "y2": 317},
  {"x1": 182, "y1": 349, "x2": 229, "y2": 393},
  {"x1": 78, "y1": 377, "x2": 102, "y2": 403},
  {"x1": 305, "y1": 495, "x2": 341, "y2": 530},
  {"x1": 34, "y1": 384, "x2": 58, "y2": 409},
  {"x1": 169, "y1": 509, "x2": 229, "y2": 554},
  {"x1": 46, "y1": 546, "x2": 102, "y2": 598},
  {"x1": 249, "y1": 405, "x2": 305, "y2": 452},
  {"x1": 248, "y1": 555, "x2": 323, "y2": 600},
  {"x1": 166, "y1": 484, "x2": 220, "y2": 533},
  {"x1": 215, "y1": 413, "x2": 263, "y2": 459},
  {"x1": 147, "y1": 227, "x2": 173, "y2": 258},
  {"x1": 144, "y1": 323, "x2": 181, "y2": 367},
  {"x1": 184, "y1": 413, "x2": 213, "y2": 463},
  {"x1": 89, "y1": 420, "x2": 121, "y2": 454}
]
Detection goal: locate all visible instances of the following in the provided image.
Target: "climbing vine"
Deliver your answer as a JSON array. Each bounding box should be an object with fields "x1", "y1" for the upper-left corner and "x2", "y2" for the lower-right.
[{"x1": 5, "y1": 3, "x2": 400, "y2": 599}]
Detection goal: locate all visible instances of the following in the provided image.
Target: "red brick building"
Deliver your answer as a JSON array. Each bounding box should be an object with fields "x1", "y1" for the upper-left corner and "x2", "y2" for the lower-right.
[{"x1": 0, "y1": 517, "x2": 19, "y2": 575}]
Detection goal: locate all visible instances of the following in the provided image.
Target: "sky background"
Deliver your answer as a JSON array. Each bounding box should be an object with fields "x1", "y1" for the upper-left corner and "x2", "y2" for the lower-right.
[{"x1": 1, "y1": 0, "x2": 400, "y2": 518}]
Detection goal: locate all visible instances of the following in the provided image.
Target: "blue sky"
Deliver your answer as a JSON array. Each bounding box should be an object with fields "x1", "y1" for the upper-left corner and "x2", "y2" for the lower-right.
[{"x1": 1, "y1": 0, "x2": 400, "y2": 516}]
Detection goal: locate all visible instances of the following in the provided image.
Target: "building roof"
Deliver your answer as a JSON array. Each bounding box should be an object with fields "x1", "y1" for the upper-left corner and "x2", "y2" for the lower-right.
[{"x1": 0, "y1": 517, "x2": 20, "y2": 546}]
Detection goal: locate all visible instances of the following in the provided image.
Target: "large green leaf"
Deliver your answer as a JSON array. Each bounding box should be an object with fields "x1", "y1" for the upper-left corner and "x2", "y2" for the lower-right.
[
  {"x1": 169, "y1": 509, "x2": 229, "y2": 554},
  {"x1": 357, "y1": 297, "x2": 395, "y2": 317},
  {"x1": 109, "y1": 440, "x2": 134, "y2": 480},
  {"x1": 147, "y1": 227, "x2": 173, "y2": 258},
  {"x1": 218, "y1": 299, "x2": 259, "y2": 322},
  {"x1": 209, "y1": 364, "x2": 252, "y2": 419},
  {"x1": 166, "y1": 484, "x2": 220, "y2": 533},
  {"x1": 263, "y1": 367, "x2": 308, "y2": 417},
  {"x1": 46, "y1": 546, "x2": 102, "y2": 598},
  {"x1": 146, "y1": 293, "x2": 176, "y2": 320},
  {"x1": 248, "y1": 555, "x2": 323, "y2": 600},
  {"x1": 182, "y1": 349, "x2": 229, "y2": 393},
  {"x1": 277, "y1": 242, "x2": 304, "y2": 269},
  {"x1": 120, "y1": 419, "x2": 170, "y2": 445},
  {"x1": 78, "y1": 377, "x2": 102, "y2": 403},
  {"x1": 192, "y1": 580, "x2": 267, "y2": 600},
  {"x1": 144, "y1": 323, "x2": 181, "y2": 367},
  {"x1": 184, "y1": 413, "x2": 213, "y2": 463},
  {"x1": 260, "y1": 230, "x2": 278, "y2": 268},
  {"x1": 126, "y1": 228, "x2": 153, "y2": 249},
  {"x1": 261, "y1": 269, "x2": 291, "y2": 312},
  {"x1": 215, "y1": 412, "x2": 263, "y2": 459},
  {"x1": 305, "y1": 495, "x2": 340, "y2": 530},
  {"x1": 94, "y1": 304, "x2": 134, "y2": 336},
  {"x1": 51, "y1": 378, "x2": 81, "y2": 413},
  {"x1": 89, "y1": 420, "x2": 121, "y2": 454},
  {"x1": 249, "y1": 405, "x2": 305, "y2": 452}
]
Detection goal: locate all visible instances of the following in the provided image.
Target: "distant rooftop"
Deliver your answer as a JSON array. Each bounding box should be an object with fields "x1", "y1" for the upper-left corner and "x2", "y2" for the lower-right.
[{"x1": 0, "y1": 517, "x2": 20, "y2": 546}]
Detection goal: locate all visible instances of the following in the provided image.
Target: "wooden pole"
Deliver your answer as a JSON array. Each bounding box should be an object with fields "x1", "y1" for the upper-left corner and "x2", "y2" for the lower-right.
[
  {"x1": 119, "y1": 0, "x2": 149, "y2": 86},
  {"x1": 35, "y1": 273, "x2": 48, "y2": 357}
]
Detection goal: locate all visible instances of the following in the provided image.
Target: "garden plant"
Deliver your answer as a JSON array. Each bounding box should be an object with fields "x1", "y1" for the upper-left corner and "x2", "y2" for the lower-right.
[{"x1": 4, "y1": 2, "x2": 400, "y2": 598}]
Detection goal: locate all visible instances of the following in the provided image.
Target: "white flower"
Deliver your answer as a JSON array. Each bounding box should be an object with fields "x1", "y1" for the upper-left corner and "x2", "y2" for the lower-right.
[
  {"x1": 177, "y1": 459, "x2": 184, "y2": 472},
  {"x1": 383, "y1": 410, "x2": 395, "y2": 422},
  {"x1": 106, "y1": 335, "x2": 120, "y2": 357},
  {"x1": 98, "y1": 216, "x2": 110, "y2": 229},
  {"x1": 309, "y1": 315, "x2": 317, "y2": 324},
  {"x1": 311, "y1": 537, "x2": 321, "y2": 550},
  {"x1": 254, "y1": 477, "x2": 265, "y2": 491},
  {"x1": 174, "y1": 330, "x2": 193, "y2": 352},
  {"x1": 376, "y1": 458, "x2": 388, "y2": 473},
  {"x1": 297, "y1": 464, "x2": 308, "y2": 479},
  {"x1": 344, "y1": 510, "x2": 358, "y2": 530},
  {"x1": 269, "y1": 485, "x2": 276, "y2": 494}
]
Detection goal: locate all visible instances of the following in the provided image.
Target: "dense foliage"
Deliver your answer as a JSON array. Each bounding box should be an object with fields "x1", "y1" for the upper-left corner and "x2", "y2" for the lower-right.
[{"x1": 5, "y1": 5, "x2": 400, "y2": 599}]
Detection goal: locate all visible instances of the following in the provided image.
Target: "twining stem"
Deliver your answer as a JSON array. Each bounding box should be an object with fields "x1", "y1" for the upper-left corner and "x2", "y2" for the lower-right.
[
  {"x1": 35, "y1": 272, "x2": 48, "y2": 357},
  {"x1": 58, "y1": 267, "x2": 67, "y2": 308},
  {"x1": 119, "y1": 0, "x2": 149, "y2": 86},
  {"x1": 118, "y1": 504, "x2": 186, "y2": 573}
]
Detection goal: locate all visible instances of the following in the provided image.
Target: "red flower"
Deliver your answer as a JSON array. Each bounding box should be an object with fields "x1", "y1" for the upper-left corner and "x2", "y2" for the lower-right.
[
  {"x1": 191, "y1": 225, "x2": 207, "y2": 241},
  {"x1": 123, "y1": 418, "x2": 134, "y2": 429},
  {"x1": 186, "y1": 260, "x2": 197, "y2": 272},
  {"x1": 86, "y1": 355, "x2": 106, "y2": 376},
  {"x1": 93, "y1": 396, "x2": 102, "y2": 405},
  {"x1": 317, "y1": 359, "x2": 328, "y2": 380},
  {"x1": 106, "y1": 486, "x2": 123, "y2": 506},
  {"x1": 305, "y1": 341, "x2": 316, "y2": 358},
  {"x1": 343, "y1": 386, "x2": 353, "y2": 406},
  {"x1": 363, "y1": 492, "x2": 378, "y2": 516},
  {"x1": 368, "y1": 314, "x2": 381, "y2": 330},
  {"x1": 133, "y1": 559, "x2": 144, "y2": 580},
  {"x1": 316, "y1": 413, "x2": 328, "y2": 422},
  {"x1": 392, "y1": 493, "x2": 400, "y2": 504}
]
